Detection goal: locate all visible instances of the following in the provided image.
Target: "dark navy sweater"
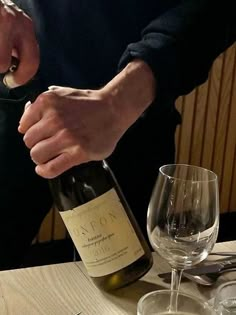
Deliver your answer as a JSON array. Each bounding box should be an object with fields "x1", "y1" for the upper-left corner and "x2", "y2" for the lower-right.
[{"x1": 16, "y1": 0, "x2": 236, "y2": 104}]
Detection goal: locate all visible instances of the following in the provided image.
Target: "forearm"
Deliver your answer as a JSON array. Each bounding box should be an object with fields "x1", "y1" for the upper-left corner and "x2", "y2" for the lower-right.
[
  {"x1": 102, "y1": 59, "x2": 156, "y2": 131},
  {"x1": 119, "y1": 0, "x2": 236, "y2": 104}
]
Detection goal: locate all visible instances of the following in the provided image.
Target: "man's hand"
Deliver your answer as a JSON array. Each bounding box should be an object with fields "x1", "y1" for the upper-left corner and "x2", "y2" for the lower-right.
[
  {"x1": 19, "y1": 87, "x2": 126, "y2": 178},
  {"x1": 19, "y1": 60, "x2": 156, "y2": 178},
  {"x1": 0, "y1": 1, "x2": 39, "y2": 87}
]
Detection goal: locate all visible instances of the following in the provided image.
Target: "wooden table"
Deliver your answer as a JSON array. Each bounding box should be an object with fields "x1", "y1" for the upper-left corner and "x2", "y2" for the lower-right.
[{"x1": 0, "y1": 241, "x2": 235, "y2": 315}]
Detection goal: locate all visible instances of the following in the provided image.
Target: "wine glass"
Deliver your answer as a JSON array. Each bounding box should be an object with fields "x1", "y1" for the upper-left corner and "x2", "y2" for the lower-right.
[{"x1": 147, "y1": 164, "x2": 219, "y2": 312}]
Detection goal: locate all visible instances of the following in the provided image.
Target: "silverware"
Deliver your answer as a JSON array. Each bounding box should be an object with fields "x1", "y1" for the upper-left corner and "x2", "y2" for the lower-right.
[
  {"x1": 159, "y1": 258, "x2": 236, "y2": 280},
  {"x1": 186, "y1": 258, "x2": 236, "y2": 276},
  {"x1": 159, "y1": 267, "x2": 236, "y2": 286},
  {"x1": 158, "y1": 255, "x2": 236, "y2": 286},
  {"x1": 210, "y1": 251, "x2": 236, "y2": 257},
  {"x1": 183, "y1": 268, "x2": 236, "y2": 286}
]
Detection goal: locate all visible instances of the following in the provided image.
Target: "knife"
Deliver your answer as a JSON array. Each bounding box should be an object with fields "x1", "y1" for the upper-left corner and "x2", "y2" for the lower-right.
[{"x1": 159, "y1": 257, "x2": 236, "y2": 278}]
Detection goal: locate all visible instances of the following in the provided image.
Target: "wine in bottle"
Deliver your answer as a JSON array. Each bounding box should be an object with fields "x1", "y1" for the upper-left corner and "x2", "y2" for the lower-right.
[{"x1": 49, "y1": 160, "x2": 153, "y2": 291}]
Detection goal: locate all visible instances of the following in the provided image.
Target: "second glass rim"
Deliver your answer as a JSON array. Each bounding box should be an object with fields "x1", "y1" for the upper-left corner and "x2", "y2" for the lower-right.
[
  {"x1": 137, "y1": 289, "x2": 214, "y2": 312},
  {"x1": 159, "y1": 164, "x2": 218, "y2": 183},
  {"x1": 215, "y1": 279, "x2": 236, "y2": 296}
]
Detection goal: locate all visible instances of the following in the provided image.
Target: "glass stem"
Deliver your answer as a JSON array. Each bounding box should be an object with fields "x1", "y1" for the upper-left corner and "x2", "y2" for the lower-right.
[
  {"x1": 171, "y1": 268, "x2": 183, "y2": 291},
  {"x1": 169, "y1": 268, "x2": 184, "y2": 312}
]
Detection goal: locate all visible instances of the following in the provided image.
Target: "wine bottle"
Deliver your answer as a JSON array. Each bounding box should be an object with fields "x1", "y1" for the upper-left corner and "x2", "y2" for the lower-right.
[{"x1": 49, "y1": 160, "x2": 153, "y2": 291}]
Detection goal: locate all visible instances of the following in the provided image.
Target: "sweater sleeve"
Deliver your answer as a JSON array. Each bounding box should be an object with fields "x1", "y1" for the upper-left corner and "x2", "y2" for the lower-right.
[{"x1": 118, "y1": 0, "x2": 236, "y2": 105}]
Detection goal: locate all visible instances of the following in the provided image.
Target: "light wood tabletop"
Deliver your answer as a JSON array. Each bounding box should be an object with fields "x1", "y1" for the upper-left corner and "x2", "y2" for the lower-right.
[{"x1": 0, "y1": 241, "x2": 235, "y2": 315}]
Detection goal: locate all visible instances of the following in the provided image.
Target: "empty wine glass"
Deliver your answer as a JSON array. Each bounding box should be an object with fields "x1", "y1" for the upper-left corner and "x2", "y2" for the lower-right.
[{"x1": 147, "y1": 164, "x2": 219, "y2": 312}]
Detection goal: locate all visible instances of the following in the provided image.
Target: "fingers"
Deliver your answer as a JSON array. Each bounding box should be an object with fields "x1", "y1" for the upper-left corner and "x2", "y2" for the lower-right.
[
  {"x1": 24, "y1": 101, "x2": 31, "y2": 111},
  {"x1": 0, "y1": 6, "x2": 14, "y2": 73},
  {"x1": 18, "y1": 102, "x2": 42, "y2": 134},
  {"x1": 4, "y1": 46, "x2": 39, "y2": 88},
  {"x1": 18, "y1": 92, "x2": 53, "y2": 134},
  {"x1": 27, "y1": 128, "x2": 88, "y2": 178},
  {"x1": 35, "y1": 153, "x2": 80, "y2": 179},
  {"x1": 48, "y1": 86, "x2": 61, "y2": 91},
  {"x1": 0, "y1": 6, "x2": 39, "y2": 87},
  {"x1": 8, "y1": 26, "x2": 39, "y2": 86},
  {"x1": 48, "y1": 85, "x2": 90, "y2": 98},
  {"x1": 35, "y1": 149, "x2": 88, "y2": 179},
  {"x1": 23, "y1": 117, "x2": 61, "y2": 149},
  {"x1": 29, "y1": 130, "x2": 74, "y2": 164}
]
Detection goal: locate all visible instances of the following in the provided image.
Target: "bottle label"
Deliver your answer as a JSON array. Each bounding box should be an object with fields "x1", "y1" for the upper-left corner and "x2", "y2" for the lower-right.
[{"x1": 60, "y1": 188, "x2": 144, "y2": 277}]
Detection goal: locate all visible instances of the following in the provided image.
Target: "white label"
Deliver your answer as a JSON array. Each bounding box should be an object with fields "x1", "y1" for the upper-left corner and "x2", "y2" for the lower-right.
[{"x1": 60, "y1": 188, "x2": 144, "y2": 277}]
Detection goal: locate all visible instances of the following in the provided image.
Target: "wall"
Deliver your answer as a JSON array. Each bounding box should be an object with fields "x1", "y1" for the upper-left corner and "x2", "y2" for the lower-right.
[{"x1": 175, "y1": 43, "x2": 236, "y2": 213}]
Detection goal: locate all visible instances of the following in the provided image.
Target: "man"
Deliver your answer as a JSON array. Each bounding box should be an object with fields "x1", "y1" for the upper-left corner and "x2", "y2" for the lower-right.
[{"x1": 0, "y1": 0, "x2": 235, "y2": 269}]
